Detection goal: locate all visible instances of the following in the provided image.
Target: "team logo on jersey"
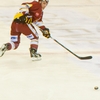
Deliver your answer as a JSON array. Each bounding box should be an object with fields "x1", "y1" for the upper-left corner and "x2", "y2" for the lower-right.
[{"x1": 35, "y1": 12, "x2": 39, "y2": 17}]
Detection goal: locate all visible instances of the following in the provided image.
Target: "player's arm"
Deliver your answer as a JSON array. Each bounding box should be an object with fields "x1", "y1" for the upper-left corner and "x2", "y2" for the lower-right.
[
  {"x1": 13, "y1": 3, "x2": 33, "y2": 24},
  {"x1": 34, "y1": 18, "x2": 51, "y2": 38},
  {"x1": 34, "y1": 19, "x2": 50, "y2": 38}
]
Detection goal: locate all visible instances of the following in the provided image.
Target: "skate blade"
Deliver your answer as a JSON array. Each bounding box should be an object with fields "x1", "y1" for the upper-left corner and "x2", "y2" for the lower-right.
[
  {"x1": 0, "y1": 48, "x2": 6, "y2": 57},
  {"x1": 31, "y1": 57, "x2": 41, "y2": 61},
  {"x1": 0, "y1": 44, "x2": 7, "y2": 57}
]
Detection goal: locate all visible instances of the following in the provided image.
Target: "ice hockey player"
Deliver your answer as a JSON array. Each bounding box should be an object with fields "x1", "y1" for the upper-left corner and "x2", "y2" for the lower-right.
[{"x1": 0, "y1": 0, "x2": 50, "y2": 61}]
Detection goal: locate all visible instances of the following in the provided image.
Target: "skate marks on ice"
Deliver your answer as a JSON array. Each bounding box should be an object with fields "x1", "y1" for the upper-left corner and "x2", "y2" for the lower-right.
[
  {"x1": 44, "y1": 6, "x2": 100, "y2": 73},
  {"x1": 44, "y1": 7, "x2": 100, "y2": 55},
  {"x1": 0, "y1": 52, "x2": 100, "y2": 100}
]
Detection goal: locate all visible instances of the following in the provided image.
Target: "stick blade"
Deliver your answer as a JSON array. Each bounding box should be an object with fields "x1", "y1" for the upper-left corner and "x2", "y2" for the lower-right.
[{"x1": 79, "y1": 56, "x2": 92, "y2": 60}]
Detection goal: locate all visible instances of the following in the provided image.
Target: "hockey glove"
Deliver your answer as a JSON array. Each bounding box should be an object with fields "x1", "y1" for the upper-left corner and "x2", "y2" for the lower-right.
[
  {"x1": 42, "y1": 28, "x2": 50, "y2": 38},
  {"x1": 14, "y1": 13, "x2": 32, "y2": 24}
]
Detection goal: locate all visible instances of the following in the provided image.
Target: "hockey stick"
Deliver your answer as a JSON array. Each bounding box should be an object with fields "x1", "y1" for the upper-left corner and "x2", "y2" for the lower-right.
[
  {"x1": 50, "y1": 36, "x2": 92, "y2": 60},
  {"x1": 29, "y1": 23, "x2": 92, "y2": 60}
]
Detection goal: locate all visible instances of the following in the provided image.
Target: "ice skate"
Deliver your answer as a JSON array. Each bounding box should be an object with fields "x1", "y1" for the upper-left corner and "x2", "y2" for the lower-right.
[
  {"x1": 0, "y1": 44, "x2": 8, "y2": 57},
  {"x1": 30, "y1": 48, "x2": 41, "y2": 61}
]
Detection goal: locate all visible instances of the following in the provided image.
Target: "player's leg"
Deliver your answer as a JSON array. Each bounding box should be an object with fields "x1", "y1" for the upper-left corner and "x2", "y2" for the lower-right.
[
  {"x1": 0, "y1": 22, "x2": 21, "y2": 57},
  {"x1": 27, "y1": 33, "x2": 41, "y2": 61},
  {"x1": 0, "y1": 43, "x2": 11, "y2": 57},
  {"x1": 0, "y1": 42, "x2": 20, "y2": 58},
  {"x1": 0, "y1": 36, "x2": 20, "y2": 57},
  {"x1": 29, "y1": 38, "x2": 41, "y2": 61},
  {"x1": 21, "y1": 24, "x2": 41, "y2": 60}
]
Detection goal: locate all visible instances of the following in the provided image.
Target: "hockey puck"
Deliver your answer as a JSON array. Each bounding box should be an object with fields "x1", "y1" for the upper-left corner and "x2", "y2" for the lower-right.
[{"x1": 94, "y1": 86, "x2": 99, "y2": 90}]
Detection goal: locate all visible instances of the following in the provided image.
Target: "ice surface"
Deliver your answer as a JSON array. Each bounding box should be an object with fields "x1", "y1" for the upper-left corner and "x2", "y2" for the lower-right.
[{"x1": 0, "y1": 0, "x2": 100, "y2": 100}]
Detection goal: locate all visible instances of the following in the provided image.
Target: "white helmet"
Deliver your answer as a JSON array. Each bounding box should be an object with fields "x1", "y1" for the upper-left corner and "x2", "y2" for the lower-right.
[
  {"x1": 44, "y1": 0, "x2": 49, "y2": 2},
  {"x1": 39, "y1": 0, "x2": 49, "y2": 3}
]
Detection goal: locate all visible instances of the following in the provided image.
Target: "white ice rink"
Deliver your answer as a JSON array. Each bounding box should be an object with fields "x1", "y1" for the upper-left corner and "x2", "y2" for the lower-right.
[{"x1": 0, "y1": 0, "x2": 100, "y2": 100}]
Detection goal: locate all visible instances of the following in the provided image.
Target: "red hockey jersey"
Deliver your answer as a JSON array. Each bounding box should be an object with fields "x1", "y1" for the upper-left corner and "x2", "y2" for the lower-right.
[{"x1": 22, "y1": 1, "x2": 43, "y2": 22}]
